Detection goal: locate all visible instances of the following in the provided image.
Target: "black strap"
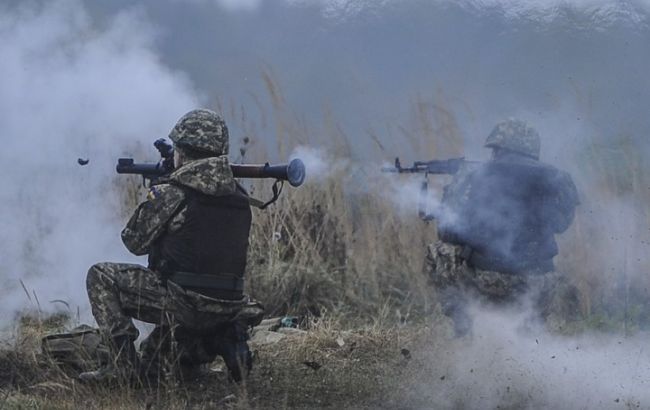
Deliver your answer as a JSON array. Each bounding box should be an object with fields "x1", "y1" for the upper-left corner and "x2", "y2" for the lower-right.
[
  {"x1": 258, "y1": 180, "x2": 284, "y2": 210},
  {"x1": 168, "y1": 271, "x2": 244, "y2": 292}
]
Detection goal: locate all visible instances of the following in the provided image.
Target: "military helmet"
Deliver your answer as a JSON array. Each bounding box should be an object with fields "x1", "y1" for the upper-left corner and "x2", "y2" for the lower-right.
[
  {"x1": 484, "y1": 119, "x2": 541, "y2": 160},
  {"x1": 168, "y1": 109, "x2": 229, "y2": 156}
]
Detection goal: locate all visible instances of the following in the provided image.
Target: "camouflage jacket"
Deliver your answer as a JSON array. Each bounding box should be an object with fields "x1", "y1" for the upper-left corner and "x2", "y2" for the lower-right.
[
  {"x1": 121, "y1": 156, "x2": 236, "y2": 256},
  {"x1": 437, "y1": 152, "x2": 579, "y2": 272}
]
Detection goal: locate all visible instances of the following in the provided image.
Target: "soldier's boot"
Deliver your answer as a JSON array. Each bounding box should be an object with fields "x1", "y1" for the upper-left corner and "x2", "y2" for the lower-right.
[
  {"x1": 216, "y1": 323, "x2": 252, "y2": 383},
  {"x1": 138, "y1": 326, "x2": 174, "y2": 384},
  {"x1": 79, "y1": 336, "x2": 139, "y2": 382}
]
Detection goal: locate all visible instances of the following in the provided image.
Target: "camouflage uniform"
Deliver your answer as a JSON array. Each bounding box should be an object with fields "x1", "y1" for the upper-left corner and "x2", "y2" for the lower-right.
[
  {"x1": 425, "y1": 119, "x2": 580, "y2": 335},
  {"x1": 83, "y1": 110, "x2": 263, "y2": 382},
  {"x1": 424, "y1": 242, "x2": 580, "y2": 335}
]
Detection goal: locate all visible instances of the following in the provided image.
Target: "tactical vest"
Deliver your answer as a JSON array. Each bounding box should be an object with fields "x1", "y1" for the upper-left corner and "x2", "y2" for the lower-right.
[{"x1": 149, "y1": 185, "x2": 252, "y2": 299}]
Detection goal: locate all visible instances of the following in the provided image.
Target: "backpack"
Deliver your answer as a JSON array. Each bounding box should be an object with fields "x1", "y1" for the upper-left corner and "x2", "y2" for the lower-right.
[{"x1": 41, "y1": 324, "x2": 109, "y2": 370}]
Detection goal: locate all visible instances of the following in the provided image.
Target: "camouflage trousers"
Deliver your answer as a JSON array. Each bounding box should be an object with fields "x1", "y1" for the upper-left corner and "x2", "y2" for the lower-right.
[
  {"x1": 424, "y1": 242, "x2": 581, "y2": 335},
  {"x1": 86, "y1": 262, "x2": 264, "y2": 370}
]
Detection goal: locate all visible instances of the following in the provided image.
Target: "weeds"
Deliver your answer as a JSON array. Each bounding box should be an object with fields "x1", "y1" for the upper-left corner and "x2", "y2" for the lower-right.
[
  {"x1": 3, "y1": 71, "x2": 649, "y2": 408},
  {"x1": 116, "y1": 72, "x2": 650, "y2": 331}
]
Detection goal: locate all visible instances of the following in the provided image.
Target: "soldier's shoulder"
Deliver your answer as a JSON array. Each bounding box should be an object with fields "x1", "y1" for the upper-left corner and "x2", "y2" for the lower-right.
[
  {"x1": 146, "y1": 182, "x2": 187, "y2": 203},
  {"x1": 556, "y1": 167, "x2": 575, "y2": 181},
  {"x1": 526, "y1": 160, "x2": 575, "y2": 184},
  {"x1": 555, "y1": 169, "x2": 579, "y2": 204},
  {"x1": 542, "y1": 164, "x2": 576, "y2": 188},
  {"x1": 536, "y1": 163, "x2": 579, "y2": 205}
]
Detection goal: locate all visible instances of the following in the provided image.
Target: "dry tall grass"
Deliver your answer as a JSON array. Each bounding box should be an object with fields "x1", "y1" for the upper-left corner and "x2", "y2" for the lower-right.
[
  {"x1": 2, "y1": 72, "x2": 649, "y2": 409},
  {"x1": 112, "y1": 71, "x2": 650, "y2": 332},
  {"x1": 246, "y1": 171, "x2": 437, "y2": 321},
  {"x1": 227, "y1": 73, "x2": 650, "y2": 332}
]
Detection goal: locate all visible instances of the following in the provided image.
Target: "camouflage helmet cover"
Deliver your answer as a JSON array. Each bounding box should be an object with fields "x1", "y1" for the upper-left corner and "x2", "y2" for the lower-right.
[
  {"x1": 485, "y1": 119, "x2": 541, "y2": 160},
  {"x1": 168, "y1": 109, "x2": 229, "y2": 156}
]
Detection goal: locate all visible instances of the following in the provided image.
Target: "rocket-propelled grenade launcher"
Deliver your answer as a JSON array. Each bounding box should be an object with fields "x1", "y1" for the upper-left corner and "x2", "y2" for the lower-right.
[
  {"x1": 117, "y1": 138, "x2": 306, "y2": 208},
  {"x1": 116, "y1": 158, "x2": 306, "y2": 187}
]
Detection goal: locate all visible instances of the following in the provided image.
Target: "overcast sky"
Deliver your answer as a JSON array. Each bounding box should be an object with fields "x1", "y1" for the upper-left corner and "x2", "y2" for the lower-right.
[{"x1": 78, "y1": 0, "x2": 650, "y2": 161}]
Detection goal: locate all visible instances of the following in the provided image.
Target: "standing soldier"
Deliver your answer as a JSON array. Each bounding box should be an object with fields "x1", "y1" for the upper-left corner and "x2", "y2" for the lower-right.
[
  {"x1": 80, "y1": 109, "x2": 264, "y2": 382},
  {"x1": 424, "y1": 119, "x2": 580, "y2": 336}
]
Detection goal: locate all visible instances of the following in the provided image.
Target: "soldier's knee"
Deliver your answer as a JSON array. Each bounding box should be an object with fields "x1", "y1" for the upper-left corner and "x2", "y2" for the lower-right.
[
  {"x1": 87, "y1": 263, "x2": 102, "y2": 282},
  {"x1": 86, "y1": 263, "x2": 116, "y2": 289}
]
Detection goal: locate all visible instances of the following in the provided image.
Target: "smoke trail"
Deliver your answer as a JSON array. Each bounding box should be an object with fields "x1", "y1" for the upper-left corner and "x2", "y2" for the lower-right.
[
  {"x1": 377, "y1": 169, "x2": 462, "y2": 228},
  {"x1": 289, "y1": 145, "x2": 349, "y2": 183},
  {"x1": 0, "y1": 0, "x2": 200, "y2": 326}
]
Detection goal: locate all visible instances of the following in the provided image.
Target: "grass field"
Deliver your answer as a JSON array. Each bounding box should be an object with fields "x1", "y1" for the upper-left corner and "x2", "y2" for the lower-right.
[{"x1": 2, "y1": 74, "x2": 649, "y2": 408}]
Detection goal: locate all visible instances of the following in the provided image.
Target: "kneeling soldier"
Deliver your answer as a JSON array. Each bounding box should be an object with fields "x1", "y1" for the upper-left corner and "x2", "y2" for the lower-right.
[{"x1": 80, "y1": 109, "x2": 264, "y2": 382}]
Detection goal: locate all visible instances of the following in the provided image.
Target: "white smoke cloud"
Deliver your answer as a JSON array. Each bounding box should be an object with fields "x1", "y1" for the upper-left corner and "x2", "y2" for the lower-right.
[
  {"x1": 289, "y1": 145, "x2": 348, "y2": 183},
  {"x1": 0, "y1": 0, "x2": 200, "y2": 326},
  {"x1": 406, "y1": 307, "x2": 650, "y2": 409},
  {"x1": 378, "y1": 170, "x2": 457, "y2": 224}
]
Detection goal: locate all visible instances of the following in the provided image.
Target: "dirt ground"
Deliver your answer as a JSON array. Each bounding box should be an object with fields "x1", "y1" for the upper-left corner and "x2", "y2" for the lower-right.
[
  {"x1": 0, "y1": 316, "x2": 439, "y2": 410},
  {"x1": 3, "y1": 310, "x2": 645, "y2": 410}
]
